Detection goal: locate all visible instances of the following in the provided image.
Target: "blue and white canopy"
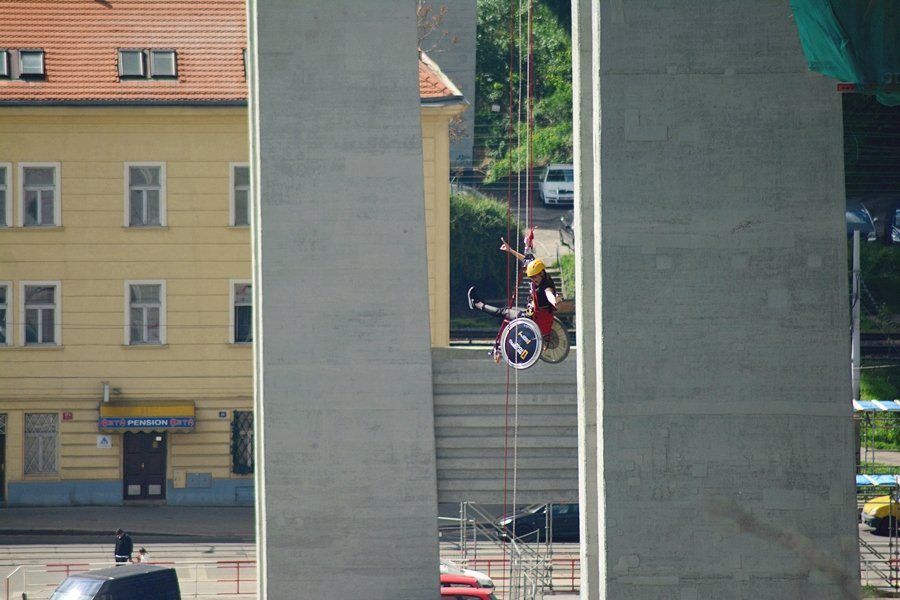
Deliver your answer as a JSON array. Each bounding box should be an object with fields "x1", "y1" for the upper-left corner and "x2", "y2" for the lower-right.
[{"x1": 854, "y1": 400, "x2": 900, "y2": 412}]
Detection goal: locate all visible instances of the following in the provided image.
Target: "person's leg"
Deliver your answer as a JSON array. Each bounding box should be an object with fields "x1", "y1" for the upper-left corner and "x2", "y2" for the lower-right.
[{"x1": 467, "y1": 287, "x2": 517, "y2": 320}]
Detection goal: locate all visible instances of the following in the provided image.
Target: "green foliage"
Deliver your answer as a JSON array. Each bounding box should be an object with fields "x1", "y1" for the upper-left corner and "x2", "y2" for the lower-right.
[
  {"x1": 860, "y1": 243, "x2": 900, "y2": 315},
  {"x1": 557, "y1": 253, "x2": 575, "y2": 299},
  {"x1": 860, "y1": 365, "x2": 900, "y2": 448},
  {"x1": 450, "y1": 192, "x2": 523, "y2": 315},
  {"x1": 483, "y1": 121, "x2": 573, "y2": 183},
  {"x1": 861, "y1": 583, "x2": 899, "y2": 597},
  {"x1": 475, "y1": 0, "x2": 572, "y2": 178},
  {"x1": 861, "y1": 366, "x2": 900, "y2": 400}
]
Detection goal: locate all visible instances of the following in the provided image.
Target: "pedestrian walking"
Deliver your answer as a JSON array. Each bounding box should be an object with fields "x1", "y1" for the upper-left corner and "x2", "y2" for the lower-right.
[
  {"x1": 114, "y1": 528, "x2": 133, "y2": 565},
  {"x1": 136, "y1": 547, "x2": 148, "y2": 563}
]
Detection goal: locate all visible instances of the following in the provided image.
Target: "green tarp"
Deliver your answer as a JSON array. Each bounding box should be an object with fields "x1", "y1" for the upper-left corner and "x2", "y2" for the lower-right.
[{"x1": 791, "y1": 0, "x2": 900, "y2": 105}]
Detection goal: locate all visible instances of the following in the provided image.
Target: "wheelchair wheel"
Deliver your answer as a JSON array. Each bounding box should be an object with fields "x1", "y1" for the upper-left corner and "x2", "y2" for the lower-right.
[
  {"x1": 539, "y1": 317, "x2": 570, "y2": 364},
  {"x1": 499, "y1": 317, "x2": 543, "y2": 370}
]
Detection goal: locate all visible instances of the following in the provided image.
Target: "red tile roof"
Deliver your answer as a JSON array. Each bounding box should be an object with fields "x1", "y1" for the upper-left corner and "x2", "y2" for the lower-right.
[
  {"x1": 419, "y1": 51, "x2": 464, "y2": 104},
  {"x1": 0, "y1": 0, "x2": 462, "y2": 105}
]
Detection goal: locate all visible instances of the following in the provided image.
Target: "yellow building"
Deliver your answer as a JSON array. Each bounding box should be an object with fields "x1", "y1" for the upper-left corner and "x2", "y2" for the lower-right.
[{"x1": 0, "y1": 1, "x2": 465, "y2": 506}]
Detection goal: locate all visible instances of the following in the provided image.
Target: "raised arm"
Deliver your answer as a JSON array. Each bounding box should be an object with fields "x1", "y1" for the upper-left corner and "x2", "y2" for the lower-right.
[{"x1": 499, "y1": 237, "x2": 526, "y2": 262}]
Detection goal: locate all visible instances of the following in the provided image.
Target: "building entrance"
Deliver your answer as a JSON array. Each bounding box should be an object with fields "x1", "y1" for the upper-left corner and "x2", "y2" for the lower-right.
[{"x1": 123, "y1": 431, "x2": 167, "y2": 501}]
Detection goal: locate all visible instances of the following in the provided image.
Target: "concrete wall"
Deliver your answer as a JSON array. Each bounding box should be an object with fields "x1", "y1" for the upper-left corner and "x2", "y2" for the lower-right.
[
  {"x1": 249, "y1": 2, "x2": 440, "y2": 598},
  {"x1": 433, "y1": 347, "x2": 578, "y2": 504},
  {"x1": 421, "y1": 0, "x2": 477, "y2": 168},
  {"x1": 576, "y1": 1, "x2": 859, "y2": 598}
]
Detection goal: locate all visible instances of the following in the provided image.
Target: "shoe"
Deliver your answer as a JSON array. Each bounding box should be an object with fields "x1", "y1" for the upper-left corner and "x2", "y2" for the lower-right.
[
  {"x1": 489, "y1": 345, "x2": 502, "y2": 364},
  {"x1": 467, "y1": 286, "x2": 479, "y2": 310}
]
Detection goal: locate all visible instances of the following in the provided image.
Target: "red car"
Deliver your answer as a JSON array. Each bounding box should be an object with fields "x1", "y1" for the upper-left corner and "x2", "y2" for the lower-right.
[
  {"x1": 440, "y1": 574, "x2": 482, "y2": 589},
  {"x1": 441, "y1": 587, "x2": 500, "y2": 600}
]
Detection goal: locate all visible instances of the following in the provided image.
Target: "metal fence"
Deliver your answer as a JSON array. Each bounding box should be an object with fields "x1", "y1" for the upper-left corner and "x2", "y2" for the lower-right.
[{"x1": 4, "y1": 559, "x2": 257, "y2": 600}]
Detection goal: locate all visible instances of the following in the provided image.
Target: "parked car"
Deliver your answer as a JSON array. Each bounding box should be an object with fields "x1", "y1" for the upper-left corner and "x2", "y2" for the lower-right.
[
  {"x1": 884, "y1": 207, "x2": 900, "y2": 245},
  {"x1": 496, "y1": 503, "x2": 580, "y2": 543},
  {"x1": 440, "y1": 559, "x2": 495, "y2": 589},
  {"x1": 861, "y1": 494, "x2": 900, "y2": 535},
  {"x1": 50, "y1": 564, "x2": 180, "y2": 600},
  {"x1": 846, "y1": 202, "x2": 877, "y2": 242},
  {"x1": 441, "y1": 574, "x2": 484, "y2": 589},
  {"x1": 559, "y1": 210, "x2": 574, "y2": 249},
  {"x1": 441, "y1": 587, "x2": 500, "y2": 600},
  {"x1": 539, "y1": 164, "x2": 574, "y2": 206}
]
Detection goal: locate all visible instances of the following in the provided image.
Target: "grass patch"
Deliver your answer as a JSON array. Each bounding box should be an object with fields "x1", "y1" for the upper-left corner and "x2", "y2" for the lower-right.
[
  {"x1": 556, "y1": 253, "x2": 575, "y2": 299},
  {"x1": 862, "y1": 584, "x2": 900, "y2": 598},
  {"x1": 858, "y1": 463, "x2": 900, "y2": 475}
]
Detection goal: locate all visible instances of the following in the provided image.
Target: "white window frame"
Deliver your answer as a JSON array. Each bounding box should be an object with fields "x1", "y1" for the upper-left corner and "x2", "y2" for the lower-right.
[
  {"x1": 0, "y1": 162, "x2": 11, "y2": 227},
  {"x1": 19, "y1": 280, "x2": 61, "y2": 346},
  {"x1": 118, "y1": 49, "x2": 145, "y2": 77},
  {"x1": 149, "y1": 49, "x2": 177, "y2": 78},
  {"x1": 0, "y1": 50, "x2": 9, "y2": 78},
  {"x1": 18, "y1": 49, "x2": 45, "y2": 78},
  {"x1": 0, "y1": 281, "x2": 10, "y2": 346},
  {"x1": 124, "y1": 162, "x2": 166, "y2": 227},
  {"x1": 230, "y1": 280, "x2": 252, "y2": 344},
  {"x1": 230, "y1": 163, "x2": 250, "y2": 227},
  {"x1": 18, "y1": 162, "x2": 61, "y2": 227},
  {"x1": 124, "y1": 280, "x2": 166, "y2": 345}
]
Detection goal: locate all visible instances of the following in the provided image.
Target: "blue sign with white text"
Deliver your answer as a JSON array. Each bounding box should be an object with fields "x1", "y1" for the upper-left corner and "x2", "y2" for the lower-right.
[{"x1": 99, "y1": 416, "x2": 195, "y2": 430}]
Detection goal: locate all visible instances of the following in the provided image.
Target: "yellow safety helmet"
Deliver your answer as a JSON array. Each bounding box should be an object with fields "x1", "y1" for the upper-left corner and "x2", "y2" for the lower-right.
[{"x1": 525, "y1": 258, "x2": 545, "y2": 277}]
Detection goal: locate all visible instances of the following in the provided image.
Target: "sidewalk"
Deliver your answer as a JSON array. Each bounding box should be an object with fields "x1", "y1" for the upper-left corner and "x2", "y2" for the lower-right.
[{"x1": 0, "y1": 505, "x2": 255, "y2": 542}]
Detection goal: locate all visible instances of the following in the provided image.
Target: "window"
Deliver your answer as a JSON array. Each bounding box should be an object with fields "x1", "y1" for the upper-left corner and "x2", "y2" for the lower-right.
[
  {"x1": 118, "y1": 49, "x2": 177, "y2": 79},
  {"x1": 19, "y1": 163, "x2": 60, "y2": 227},
  {"x1": 0, "y1": 50, "x2": 9, "y2": 78},
  {"x1": 21, "y1": 282, "x2": 60, "y2": 346},
  {"x1": 126, "y1": 281, "x2": 165, "y2": 345},
  {"x1": 118, "y1": 49, "x2": 145, "y2": 77},
  {"x1": 0, "y1": 163, "x2": 9, "y2": 226},
  {"x1": 231, "y1": 411, "x2": 254, "y2": 474},
  {"x1": 231, "y1": 164, "x2": 250, "y2": 226},
  {"x1": 150, "y1": 49, "x2": 177, "y2": 78},
  {"x1": 231, "y1": 281, "x2": 252, "y2": 344},
  {"x1": 125, "y1": 163, "x2": 165, "y2": 227},
  {"x1": 242, "y1": 49, "x2": 248, "y2": 81},
  {"x1": 0, "y1": 283, "x2": 8, "y2": 346},
  {"x1": 24, "y1": 413, "x2": 58, "y2": 475},
  {"x1": 19, "y1": 49, "x2": 45, "y2": 78}
]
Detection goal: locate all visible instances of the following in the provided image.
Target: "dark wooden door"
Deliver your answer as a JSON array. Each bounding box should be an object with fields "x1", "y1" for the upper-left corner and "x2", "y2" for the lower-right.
[{"x1": 123, "y1": 432, "x2": 167, "y2": 501}]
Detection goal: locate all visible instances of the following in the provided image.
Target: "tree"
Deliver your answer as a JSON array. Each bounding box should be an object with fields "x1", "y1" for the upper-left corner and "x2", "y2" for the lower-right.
[
  {"x1": 475, "y1": 0, "x2": 572, "y2": 182},
  {"x1": 450, "y1": 192, "x2": 524, "y2": 315}
]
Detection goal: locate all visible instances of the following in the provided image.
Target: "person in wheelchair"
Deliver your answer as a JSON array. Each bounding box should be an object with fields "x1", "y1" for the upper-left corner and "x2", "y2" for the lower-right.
[{"x1": 467, "y1": 231, "x2": 559, "y2": 361}]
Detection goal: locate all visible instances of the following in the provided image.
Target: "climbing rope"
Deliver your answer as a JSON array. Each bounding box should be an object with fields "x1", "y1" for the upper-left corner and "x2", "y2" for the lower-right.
[{"x1": 501, "y1": 2, "x2": 534, "y2": 596}]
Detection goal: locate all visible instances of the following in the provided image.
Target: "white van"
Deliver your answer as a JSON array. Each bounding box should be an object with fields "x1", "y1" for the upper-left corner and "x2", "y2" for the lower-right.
[{"x1": 539, "y1": 164, "x2": 574, "y2": 206}]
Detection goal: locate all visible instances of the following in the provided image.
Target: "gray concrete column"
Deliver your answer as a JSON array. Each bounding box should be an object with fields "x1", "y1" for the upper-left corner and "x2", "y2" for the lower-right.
[
  {"x1": 576, "y1": 1, "x2": 860, "y2": 598},
  {"x1": 572, "y1": 0, "x2": 601, "y2": 599},
  {"x1": 248, "y1": 2, "x2": 439, "y2": 598},
  {"x1": 424, "y1": 0, "x2": 477, "y2": 169}
]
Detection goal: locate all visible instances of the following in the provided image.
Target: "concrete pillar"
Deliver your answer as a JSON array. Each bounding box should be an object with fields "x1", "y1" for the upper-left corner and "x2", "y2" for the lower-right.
[
  {"x1": 572, "y1": 0, "x2": 601, "y2": 599},
  {"x1": 421, "y1": 0, "x2": 477, "y2": 169},
  {"x1": 576, "y1": 1, "x2": 860, "y2": 598},
  {"x1": 248, "y1": 2, "x2": 439, "y2": 598}
]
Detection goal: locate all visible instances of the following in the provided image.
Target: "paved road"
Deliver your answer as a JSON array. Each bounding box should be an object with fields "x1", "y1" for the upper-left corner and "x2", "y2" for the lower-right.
[{"x1": 0, "y1": 505, "x2": 580, "y2": 599}]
